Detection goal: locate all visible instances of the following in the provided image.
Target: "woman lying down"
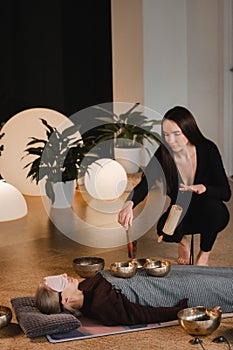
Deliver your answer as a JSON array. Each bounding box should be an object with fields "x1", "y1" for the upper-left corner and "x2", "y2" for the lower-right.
[{"x1": 35, "y1": 266, "x2": 233, "y2": 326}]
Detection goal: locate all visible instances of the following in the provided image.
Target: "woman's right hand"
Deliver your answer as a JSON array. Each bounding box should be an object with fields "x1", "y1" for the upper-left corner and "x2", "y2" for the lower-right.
[{"x1": 118, "y1": 201, "x2": 134, "y2": 228}]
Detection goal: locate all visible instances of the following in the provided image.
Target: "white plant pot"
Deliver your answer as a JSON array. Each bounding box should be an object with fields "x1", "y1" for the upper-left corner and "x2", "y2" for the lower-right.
[
  {"x1": 51, "y1": 180, "x2": 76, "y2": 208},
  {"x1": 114, "y1": 147, "x2": 142, "y2": 174}
]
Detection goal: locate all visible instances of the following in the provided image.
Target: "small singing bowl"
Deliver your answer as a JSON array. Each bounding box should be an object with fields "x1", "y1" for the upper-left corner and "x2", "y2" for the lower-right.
[
  {"x1": 73, "y1": 257, "x2": 105, "y2": 278},
  {"x1": 144, "y1": 259, "x2": 171, "y2": 277},
  {"x1": 110, "y1": 261, "x2": 137, "y2": 278},
  {"x1": 0, "y1": 306, "x2": 12, "y2": 329},
  {"x1": 178, "y1": 307, "x2": 221, "y2": 336},
  {"x1": 128, "y1": 258, "x2": 147, "y2": 269}
]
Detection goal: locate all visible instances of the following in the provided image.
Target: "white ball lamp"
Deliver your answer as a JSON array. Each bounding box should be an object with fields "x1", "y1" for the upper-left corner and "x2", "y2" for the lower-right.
[
  {"x1": 84, "y1": 158, "x2": 127, "y2": 200},
  {"x1": 0, "y1": 108, "x2": 69, "y2": 196},
  {"x1": 0, "y1": 180, "x2": 27, "y2": 221}
]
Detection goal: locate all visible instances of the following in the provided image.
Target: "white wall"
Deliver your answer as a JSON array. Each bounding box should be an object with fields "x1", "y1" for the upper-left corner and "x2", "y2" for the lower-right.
[
  {"x1": 186, "y1": 0, "x2": 221, "y2": 145},
  {"x1": 222, "y1": 0, "x2": 233, "y2": 176},
  {"x1": 111, "y1": 0, "x2": 232, "y2": 174},
  {"x1": 143, "y1": 0, "x2": 224, "y2": 150},
  {"x1": 143, "y1": 0, "x2": 188, "y2": 115}
]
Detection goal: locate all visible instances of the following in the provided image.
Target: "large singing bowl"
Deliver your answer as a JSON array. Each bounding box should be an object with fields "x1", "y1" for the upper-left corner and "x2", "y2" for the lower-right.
[
  {"x1": 73, "y1": 257, "x2": 105, "y2": 278},
  {"x1": 178, "y1": 307, "x2": 221, "y2": 336}
]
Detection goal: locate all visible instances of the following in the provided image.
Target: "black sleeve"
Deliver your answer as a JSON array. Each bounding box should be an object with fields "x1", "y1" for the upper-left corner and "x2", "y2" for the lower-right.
[{"x1": 199, "y1": 142, "x2": 231, "y2": 202}]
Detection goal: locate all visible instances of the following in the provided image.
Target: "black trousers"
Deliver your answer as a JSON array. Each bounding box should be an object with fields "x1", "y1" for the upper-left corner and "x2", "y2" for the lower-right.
[{"x1": 157, "y1": 196, "x2": 230, "y2": 252}]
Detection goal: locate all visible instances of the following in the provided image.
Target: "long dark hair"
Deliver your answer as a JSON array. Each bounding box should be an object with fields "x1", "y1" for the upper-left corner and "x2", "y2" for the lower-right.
[{"x1": 160, "y1": 106, "x2": 206, "y2": 196}]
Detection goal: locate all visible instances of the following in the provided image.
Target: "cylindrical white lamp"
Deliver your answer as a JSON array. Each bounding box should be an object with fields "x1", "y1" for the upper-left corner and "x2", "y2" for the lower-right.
[
  {"x1": 0, "y1": 180, "x2": 28, "y2": 221},
  {"x1": 84, "y1": 158, "x2": 127, "y2": 200}
]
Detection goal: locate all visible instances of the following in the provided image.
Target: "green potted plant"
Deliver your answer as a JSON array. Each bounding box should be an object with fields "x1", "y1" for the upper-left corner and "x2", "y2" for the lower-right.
[
  {"x1": 93, "y1": 102, "x2": 161, "y2": 173},
  {"x1": 23, "y1": 118, "x2": 97, "y2": 207}
]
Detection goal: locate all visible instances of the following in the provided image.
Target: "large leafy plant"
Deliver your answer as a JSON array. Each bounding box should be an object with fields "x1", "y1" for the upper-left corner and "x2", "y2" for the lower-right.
[
  {"x1": 94, "y1": 102, "x2": 161, "y2": 148},
  {"x1": 23, "y1": 118, "x2": 96, "y2": 203}
]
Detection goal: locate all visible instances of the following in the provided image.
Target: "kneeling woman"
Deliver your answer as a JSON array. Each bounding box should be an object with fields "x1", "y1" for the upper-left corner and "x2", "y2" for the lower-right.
[{"x1": 35, "y1": 266, "x2": 233, "y2": 326}]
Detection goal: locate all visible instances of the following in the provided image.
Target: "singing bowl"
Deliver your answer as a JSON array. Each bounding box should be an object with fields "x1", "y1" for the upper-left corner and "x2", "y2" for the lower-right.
[
  {"x1": 73, "y1": 257, "x2": 105, "y2": 278},
  {"x1": 110, "y1": 261, "x2": 137, "y2": 278},
  {"x1": 178, "y1": 307, "x2": 221, "y2": 336},
  {"x1": 0, "y1": 306, "x2": 12, "y2": 329},
  {"x1": 144, "y1": 259, "x2": 171, "y2": 277},
  {"x1": 128, "y1": 258, "x2": 147, "y2": 269}
]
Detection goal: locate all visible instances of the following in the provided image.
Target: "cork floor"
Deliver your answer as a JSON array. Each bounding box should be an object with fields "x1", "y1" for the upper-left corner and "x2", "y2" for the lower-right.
[{"x1": 0, "y1": 180, "x2": 232, "y2": 350}]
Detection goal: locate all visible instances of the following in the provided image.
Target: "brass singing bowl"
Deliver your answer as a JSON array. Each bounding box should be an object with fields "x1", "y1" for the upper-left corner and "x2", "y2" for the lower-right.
[
  {"x1": 73, "y1": 257, "x2": 105, "y2": 278},
  {"x1": 128, "y1": 258, "x2": 147, "y2": 269},
  {"x1": 178, "y1": 307, "x2": 221, "y2": 336},
  {"x1": 110, "y1": 261, "x2": 137, "y2": 278},
  {"x1": 0, "y1": 306, "x2": 12, "y2": 329},
  {"x1": 144, "y1": 259, "x2": 171, "y2": 277}
]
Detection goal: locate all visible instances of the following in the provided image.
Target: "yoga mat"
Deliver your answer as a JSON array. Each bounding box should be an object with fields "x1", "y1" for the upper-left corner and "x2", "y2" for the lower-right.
[{"x1": 46, "y1": 312, "x2": 233, "y2": 343}]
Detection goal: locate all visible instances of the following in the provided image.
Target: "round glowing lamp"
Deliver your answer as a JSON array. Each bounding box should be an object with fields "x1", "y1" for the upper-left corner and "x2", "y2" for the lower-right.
[
  {"x1": 0, "y1": 180, "x2": 27, "y2": 221},
  {"x1": 84, "y1": 158, "x2": 127, "y2": 200},
  {"x1": 0, "y1": 108, "x2": 69, "y2": 196}
]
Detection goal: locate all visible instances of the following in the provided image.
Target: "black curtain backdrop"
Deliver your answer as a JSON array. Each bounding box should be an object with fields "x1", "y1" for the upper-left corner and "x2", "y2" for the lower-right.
[{"x1": 0, "y1": 0, "x2": 113, "y2": 123}]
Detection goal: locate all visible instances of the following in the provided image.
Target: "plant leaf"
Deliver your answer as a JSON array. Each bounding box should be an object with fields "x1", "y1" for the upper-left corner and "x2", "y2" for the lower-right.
[
  {"x1": 61, "y1": 124, "x2": 81, "y2": 139},
  {"x1": 45, "y1": 180, "x2": 55, "y2": 203},
  {"x1": 26, "y1": 138, "x2": 47, "y2": 146},
  {"x1": 39, "y1": 119, "x2": 55, "y2": 140}
]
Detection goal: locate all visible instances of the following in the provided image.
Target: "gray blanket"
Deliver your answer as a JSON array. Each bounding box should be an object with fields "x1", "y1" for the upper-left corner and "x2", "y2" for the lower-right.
[{"x1": 100, "y1": 266, "x2": 233, "y2": 313}]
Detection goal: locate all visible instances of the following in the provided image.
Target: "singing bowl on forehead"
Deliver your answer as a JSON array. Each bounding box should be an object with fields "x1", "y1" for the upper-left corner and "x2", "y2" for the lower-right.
[
  {"x1": 110, "y1": 261, "x2": 137, "y2": 278},
  {"x1": 0, "y1": 306, "x2": 12, "y2": 329},
  {"x1": 73, "y1": 257, "x2": 105, "y2": 278},
  {"x1": 144, "y1": 259, "x2": 171, "y2": 277},
  {"x1": 178, "y1": 307, "x2": 221, "y2": 336}
]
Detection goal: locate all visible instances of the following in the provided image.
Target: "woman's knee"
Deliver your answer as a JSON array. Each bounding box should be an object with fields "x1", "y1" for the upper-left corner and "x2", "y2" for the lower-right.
[{"x1": 200, "y1": 232, "x2": 218, "y2": 252}]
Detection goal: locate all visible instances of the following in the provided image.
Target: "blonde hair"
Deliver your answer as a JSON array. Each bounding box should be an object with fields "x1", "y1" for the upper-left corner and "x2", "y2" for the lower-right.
[
  {"x1": 62, "y1": 300, "x2": 82, "y2": 318},
  {"x1": 35, "y1": 283, "x2": 61, "y2": 314}
]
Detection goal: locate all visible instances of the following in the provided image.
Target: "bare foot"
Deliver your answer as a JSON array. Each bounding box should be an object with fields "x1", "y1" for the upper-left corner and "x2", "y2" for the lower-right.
[
  {"x1": 196, "y1": 251, "x2": 210, "y2": 266},
  {"x1": 177, "y1": 236, "x2": 190, "y2": 265}
]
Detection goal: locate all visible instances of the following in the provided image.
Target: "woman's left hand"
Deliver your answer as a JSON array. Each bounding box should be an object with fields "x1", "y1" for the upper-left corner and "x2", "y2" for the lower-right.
[{"x1": 179, "y1": 183, "x2": 206, "y2": 194}]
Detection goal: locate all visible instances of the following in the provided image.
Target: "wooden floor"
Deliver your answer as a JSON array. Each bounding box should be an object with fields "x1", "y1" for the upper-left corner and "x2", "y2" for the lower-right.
[{"x1": 0, "y1": 179, "x2": 232, "y2": 349}]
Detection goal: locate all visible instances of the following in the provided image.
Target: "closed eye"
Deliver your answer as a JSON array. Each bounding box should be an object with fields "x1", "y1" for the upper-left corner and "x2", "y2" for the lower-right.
[{"x1": 163, "y1": 131, "x2": 182, "y2": 137}]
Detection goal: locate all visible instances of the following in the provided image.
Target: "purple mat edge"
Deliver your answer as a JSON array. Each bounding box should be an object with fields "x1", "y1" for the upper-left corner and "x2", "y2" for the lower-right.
[{"x1": 46, "y1": 312, "x2": 233, "y2": 343}]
